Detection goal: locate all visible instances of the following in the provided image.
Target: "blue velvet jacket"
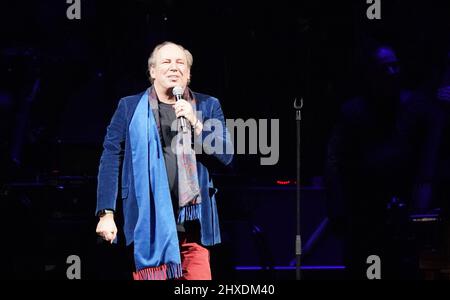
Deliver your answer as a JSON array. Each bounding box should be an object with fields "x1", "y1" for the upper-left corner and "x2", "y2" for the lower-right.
[{"x1": 96, "y1": 89, "x2": 233, "y2": 246}]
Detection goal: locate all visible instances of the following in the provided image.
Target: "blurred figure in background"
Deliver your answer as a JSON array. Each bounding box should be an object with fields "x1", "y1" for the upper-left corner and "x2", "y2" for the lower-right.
[{"x1": 326, "y1": 41, "x2": 442, "y2": 279}]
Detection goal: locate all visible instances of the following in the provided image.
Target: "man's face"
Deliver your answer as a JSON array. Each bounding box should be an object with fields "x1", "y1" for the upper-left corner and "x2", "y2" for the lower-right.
[
  {"x1": 372, "y1": 47, "x2": 401, "y2": 95},
  {"x1": 150, "y1": 44, "x2": 190, "y2": 91},
  {"x1": 374, "y1": 47, "x2": 400, "y2": 77}
]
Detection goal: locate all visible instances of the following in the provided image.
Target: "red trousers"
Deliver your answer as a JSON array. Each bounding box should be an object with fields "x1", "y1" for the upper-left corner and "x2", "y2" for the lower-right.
[
  {"x1": 177, "y1": 230, "x2": 212, "y2": 280},
  {"x1": 130, "y1": 228, "x2": 212, "y2": 280}
]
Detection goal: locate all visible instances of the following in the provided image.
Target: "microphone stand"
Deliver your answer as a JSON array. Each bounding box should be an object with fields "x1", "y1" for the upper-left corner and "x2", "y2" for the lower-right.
[{"x1": 294, "y1": 97, "x2": 303, "y2": 280}]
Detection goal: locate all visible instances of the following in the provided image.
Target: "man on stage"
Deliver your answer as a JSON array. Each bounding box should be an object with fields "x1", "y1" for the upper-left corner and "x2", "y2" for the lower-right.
[{"x1": 95, "y1": 41, "x2": 233, "y2": 280}]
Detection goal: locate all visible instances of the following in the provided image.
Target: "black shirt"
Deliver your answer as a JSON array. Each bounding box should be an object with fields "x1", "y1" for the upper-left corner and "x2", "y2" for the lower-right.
[
  {"x1": 159, "y1": 101, "x2": 201, "y2": 233},
  {"x1": 158, "y1": 101, "x2": 179, "y2": 216}
]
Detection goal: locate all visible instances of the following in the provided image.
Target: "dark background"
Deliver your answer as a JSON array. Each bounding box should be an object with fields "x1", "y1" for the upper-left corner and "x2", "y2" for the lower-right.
[
  {"x1": 0, "y1": 0, "x2": 449, "y2": 279},
  {"x1": 1, "y1": 0, "x2": 449, "y2": 180}
]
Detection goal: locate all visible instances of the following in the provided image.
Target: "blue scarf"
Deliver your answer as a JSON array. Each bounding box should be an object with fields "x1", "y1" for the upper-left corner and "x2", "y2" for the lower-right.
[
  {"x1": 148, "y1": 86, "x2": 202, "y2": 223},
  {"x1": 129, "y1": 88, "x2": 201, "y2": 280}
]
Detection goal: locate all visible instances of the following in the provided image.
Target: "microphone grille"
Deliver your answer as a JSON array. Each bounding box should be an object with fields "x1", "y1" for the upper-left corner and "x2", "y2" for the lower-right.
[{"x1": 172, "y1": 86, "x2": 184, "y2": 96}]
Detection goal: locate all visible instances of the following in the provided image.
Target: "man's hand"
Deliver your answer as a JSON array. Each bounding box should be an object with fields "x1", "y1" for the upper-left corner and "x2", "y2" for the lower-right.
[
  {"x1": 173, "y1": 99, "x2": 196, "y2": 125},
  {"x1": 96, "y1": 214, "x2": 117, "y2": 244},
  {"x1": 173, "y1": 99, "x2": 203, "y2": 135}
]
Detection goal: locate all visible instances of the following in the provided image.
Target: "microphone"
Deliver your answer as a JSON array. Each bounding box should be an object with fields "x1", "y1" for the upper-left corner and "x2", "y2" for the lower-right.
[{"x1": 172, "y1": 86, "x2": 188, "y2": 132}]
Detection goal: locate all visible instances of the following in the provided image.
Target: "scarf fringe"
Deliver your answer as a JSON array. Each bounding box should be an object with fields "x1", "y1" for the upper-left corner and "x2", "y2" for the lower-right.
[
  {"x1": 133, "y1": 263, "x2": 182, "y2": 280},
  {"x1": 177, "y1": 204, "x2": 201, "y2": 224}
]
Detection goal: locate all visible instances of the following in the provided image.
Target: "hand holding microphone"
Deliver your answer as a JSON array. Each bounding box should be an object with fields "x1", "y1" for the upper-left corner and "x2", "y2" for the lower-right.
[{"x1": 172, "y1": 86, "x2": 197, "y2": 133}]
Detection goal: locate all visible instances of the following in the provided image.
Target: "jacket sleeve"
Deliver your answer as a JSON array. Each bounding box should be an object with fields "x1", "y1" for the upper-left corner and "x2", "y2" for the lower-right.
[
  {"x1": 96, "y1": 99, "x2": 126, "y2": 215},
  {"x1": 196, "y1": 98, "x2": 234, "y2": 166}
]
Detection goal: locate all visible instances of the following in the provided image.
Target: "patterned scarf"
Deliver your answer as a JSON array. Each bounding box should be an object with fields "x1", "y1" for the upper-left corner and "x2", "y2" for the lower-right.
[{"x1": 148, "y1": 86, "x2": 202, "y2": 222}]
